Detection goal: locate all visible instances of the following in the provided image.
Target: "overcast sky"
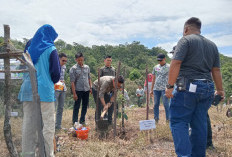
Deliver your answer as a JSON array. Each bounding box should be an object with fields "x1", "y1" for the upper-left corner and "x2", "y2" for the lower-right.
[{"x1": 0, "y1": 0, "x2": 232, "y2": 57}]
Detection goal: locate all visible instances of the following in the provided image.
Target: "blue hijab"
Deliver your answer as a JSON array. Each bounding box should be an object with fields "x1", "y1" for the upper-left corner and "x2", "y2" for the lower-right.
[{"x1": 28, "y1": 24, "x2": 58, "y2": 64}]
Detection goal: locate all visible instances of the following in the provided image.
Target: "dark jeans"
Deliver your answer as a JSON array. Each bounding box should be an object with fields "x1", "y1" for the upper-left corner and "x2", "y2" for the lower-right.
[
  {"x1": 72, "y1": 91, "x2": 89, "y2": 124},
  {"x1": 137, "y1": 96, "x2": 143, "y2": 107},
  {"x1": 207, "y1": 113, "x2": 213, "y2": 146},
  {"x1": 153, "y1": 90, "x2": 170, "y2": 120},
  {"x1": 92, "y1": 88, "x2": 114, "y2": 123},
  {"x1": 170, "y1": 80, "x2": 214, "y2": 157}
]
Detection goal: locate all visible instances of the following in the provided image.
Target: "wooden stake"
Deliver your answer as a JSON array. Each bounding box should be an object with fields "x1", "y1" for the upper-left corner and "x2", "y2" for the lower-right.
[
  {"x1": 146, "y1": 66, "x2": 149, "y2": 120},
  {"x1": 23, "y1": 52, "x2": 45, "y2": 157},
  {"x1": 96, "y1": 68, "x2": 100, "y2": 122},
  {"x1": 2, "y1": 24, "x2": 19, "y2": 157},
  {"x1": 121, "y1": 67, "x2": 125, "y2": 132},
  {"x1": 113, "y1": 61, "x2": 121, "y2": 137}
]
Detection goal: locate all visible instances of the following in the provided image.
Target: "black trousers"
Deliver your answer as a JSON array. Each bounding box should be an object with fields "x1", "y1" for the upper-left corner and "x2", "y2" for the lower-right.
[
  {"x1": 92, "y1": 88, "x2": 114, "y2": 123},
  {"x1": 72, "y1": 91, "x2": 89, "y2": 124}
]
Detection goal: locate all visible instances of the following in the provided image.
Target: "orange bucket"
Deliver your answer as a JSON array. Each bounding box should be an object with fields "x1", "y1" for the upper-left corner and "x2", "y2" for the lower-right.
[{"x1": 76, "y1": 127, "x2": 89, "y2": 140}]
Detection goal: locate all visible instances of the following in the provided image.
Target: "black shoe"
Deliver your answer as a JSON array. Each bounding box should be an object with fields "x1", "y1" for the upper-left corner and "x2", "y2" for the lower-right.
[
  {"x1": 207, "y1": 144, "x2": 215, "y2": 150},
  {"x1": 155, "y1": 119, "x2": 159, "y2": 124}
]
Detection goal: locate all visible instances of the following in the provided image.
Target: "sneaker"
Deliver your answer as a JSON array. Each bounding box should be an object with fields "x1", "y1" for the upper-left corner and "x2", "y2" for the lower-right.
[
  {"x1": 55, "y1": 126, "x2": 61, "y2": 130},
  {"x1": 80, "y1": 122, "x2": 86, "y2": 126}
]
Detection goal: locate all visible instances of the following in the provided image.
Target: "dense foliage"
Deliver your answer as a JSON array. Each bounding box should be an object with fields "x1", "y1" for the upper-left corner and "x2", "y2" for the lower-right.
[{"x1": 0, "y1": 37, "x2": 232, "y2": 107}]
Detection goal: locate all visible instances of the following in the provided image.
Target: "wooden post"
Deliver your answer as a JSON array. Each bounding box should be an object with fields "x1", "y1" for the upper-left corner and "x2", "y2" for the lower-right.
[
  {"x1": 146, "y1": 66, "x2": 149, "y2": 120},
  {"x1": 121, "y1": 67, "x2": 125, "y2": 132},
  {"x1": 96, "y1": 68, "x2": 100, "y2": 122},
  {"x1": 113, "y1": 62, "x2": 121, "y2": 137},
  {"x1": 3, "y1": 25, "x2": 19, "y2": 157},
  {"x1": 22, "y1": 53, "x2": 45, "y2": 157}
]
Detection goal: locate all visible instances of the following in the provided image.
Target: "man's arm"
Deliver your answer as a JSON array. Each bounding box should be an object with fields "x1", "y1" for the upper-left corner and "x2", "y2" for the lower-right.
[
  {"x1": 71, "y1": 82, "x2": 77, "y2": 100},
  {"x1": 89, "y1": 78, "x2": 92, "y2": 93},
  {"x1": 165, "y1": 60, "x2": 182, "y2": 98},
  {"x1": 211, "y1": 67, "x2": 225, "y2": 97},
  {"x1": 150, "y1": 74, "x2": 156, "y2": 95},
  {"x1": 49, "y1": 50, "x2": 61, "y2": 83},
  {"x1": 70, "y1": 67, "x2": 78, "y2": 101},
  {"x1": 99, "y1": 81, "x2": 107, "y2": 106}
]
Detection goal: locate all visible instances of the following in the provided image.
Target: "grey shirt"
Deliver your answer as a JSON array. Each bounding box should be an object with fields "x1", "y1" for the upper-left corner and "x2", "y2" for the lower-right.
[
  {"x1": 136, "y1": 88, "x2": 144, "y2": 96},
  {"x1": 173, "y1": 34, "x2": 220, "y2": 80},
  {"x1": 152, "y1": 63, "x2": 170, "y2": 91},
  {"x1": 99, "y1": 66, "x2": 115, "y2": 77},
  {"x1": 70, "y1": 64, "x2": 90, "y2": 92},
  {"x1": 92, "y1": 76, "x2": 114, "y2": 98}
]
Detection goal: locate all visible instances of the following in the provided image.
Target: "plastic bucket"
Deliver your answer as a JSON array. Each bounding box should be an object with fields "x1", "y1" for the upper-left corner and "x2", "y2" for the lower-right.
[{"x1": 76, "y1": 127, "x2": 89, "y2": 140}]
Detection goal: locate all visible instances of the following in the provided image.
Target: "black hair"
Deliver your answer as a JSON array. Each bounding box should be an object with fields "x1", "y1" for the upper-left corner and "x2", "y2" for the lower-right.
[
  {"x1": 185, "y1": 17, "x2": 201, "y2": 29},
  {"x1": 75, "y1": 52, "x2": 84, "y2": 59},
  {"x1": 59, "y1": 52, "x2": 67, "y2": 58},
  {"x1": 105, "y1": 55, "x2": 112, "y2": 59},
  {"x1": 118, "y1": 75, "x2": 124, "y2": 84}
]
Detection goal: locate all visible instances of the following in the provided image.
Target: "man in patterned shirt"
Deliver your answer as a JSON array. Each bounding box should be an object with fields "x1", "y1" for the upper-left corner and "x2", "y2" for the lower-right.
[{"x1": 150, "y1": 53, "x2": 170, "y2": 123}]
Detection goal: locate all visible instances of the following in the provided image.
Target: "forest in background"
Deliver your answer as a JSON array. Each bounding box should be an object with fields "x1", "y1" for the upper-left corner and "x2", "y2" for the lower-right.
[{"x1": 0, "y1": 37, "x2": 232, "y2": 110}]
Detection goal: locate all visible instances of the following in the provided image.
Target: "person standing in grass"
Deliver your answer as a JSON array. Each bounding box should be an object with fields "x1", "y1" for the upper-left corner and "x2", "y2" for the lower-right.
[
  {"x1": 55, "y1": 52, "x2": 67, "y2": 130},
  {"x1": 18, "y1": 24, "x2": 60, "y2": 157},
  {"x1": 150, "y1": 53, "x2": 170, "y2": 123},
  {"x1": 70, "y1": 52, "x2": 92, "y2": 125},
  {"x1": 136, "y1": 85, "x2": 144, "y2": 107},
  {"x1": 165, "y1": 17, "x2": 224, "y2": 157}
]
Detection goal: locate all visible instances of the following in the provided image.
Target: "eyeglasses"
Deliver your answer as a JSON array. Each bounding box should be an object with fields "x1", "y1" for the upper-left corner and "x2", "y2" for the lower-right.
[{"x1": 62, "y1": 60, "x2": 67, "y2": 62}]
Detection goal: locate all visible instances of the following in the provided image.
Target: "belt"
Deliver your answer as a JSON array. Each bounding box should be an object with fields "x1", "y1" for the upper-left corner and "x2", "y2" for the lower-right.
[{"x1": 189, "y1": 79, "x2": 212, "y2": 83}]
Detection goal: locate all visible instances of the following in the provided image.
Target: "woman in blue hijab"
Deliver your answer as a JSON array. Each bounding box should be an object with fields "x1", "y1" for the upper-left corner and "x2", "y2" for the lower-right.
[{"x1": 19, "y1": 24, "x2": 60, "y2": 157}]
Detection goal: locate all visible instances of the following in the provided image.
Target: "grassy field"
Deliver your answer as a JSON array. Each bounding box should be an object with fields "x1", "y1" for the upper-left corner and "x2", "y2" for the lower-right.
[{"x1": 0, "y1": 104, "x2": 232, "y2": 157}]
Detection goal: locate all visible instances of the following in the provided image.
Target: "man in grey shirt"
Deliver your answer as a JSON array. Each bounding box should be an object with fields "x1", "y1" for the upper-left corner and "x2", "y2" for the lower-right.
[
  {"x1": 99, "y1": 55, "x2": 116, "y2": 77},
  {"x1": 99, "y1": 55, "x2": 116, "y2": 123},
  {"x1": 165, "y1": 17, "x2": 224, "y2": 157},
  {"x1": 70, "y1": 53, "x2": 92, "y2": 125},
  {"x1": 92, "y1": 75, "x2": 124, "y2": 124},
  {"x1": 136, "y1": 85, "x2": 144, "y2": 107}
]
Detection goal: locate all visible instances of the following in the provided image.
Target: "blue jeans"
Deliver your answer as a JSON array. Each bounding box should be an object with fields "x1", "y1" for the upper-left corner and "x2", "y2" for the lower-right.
[
  {"x1": 170, "y1": 80, "x2": 214, "y2": 157},
  {"x1": 153, "y1": 90, "x2": 170, "y2": 120}
]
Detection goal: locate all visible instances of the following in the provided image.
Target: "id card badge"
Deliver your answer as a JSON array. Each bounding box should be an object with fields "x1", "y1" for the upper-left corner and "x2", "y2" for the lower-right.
[{"x1": 189, "y1": 83, "x2": 197, "y2": 93}]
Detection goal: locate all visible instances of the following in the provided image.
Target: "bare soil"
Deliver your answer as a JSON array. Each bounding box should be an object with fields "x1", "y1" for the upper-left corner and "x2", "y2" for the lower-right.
[{"x1": 0, "y1": 105, "x2": 232, "y2": 157}]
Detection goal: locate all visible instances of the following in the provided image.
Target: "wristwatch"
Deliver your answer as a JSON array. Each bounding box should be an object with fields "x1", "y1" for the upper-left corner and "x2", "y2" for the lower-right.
[{"x1": 166, "y1": 84, "x2": 174, "y2": 89}]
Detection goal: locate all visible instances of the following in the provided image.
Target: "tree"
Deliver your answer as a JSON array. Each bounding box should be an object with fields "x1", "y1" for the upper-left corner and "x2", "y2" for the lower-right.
[
  {"x1": 221, "y1": 62, "x2": 232, "y2": 103},
  {"x1": 129, "y1": 69, "x2": 141, "y2": 81}
]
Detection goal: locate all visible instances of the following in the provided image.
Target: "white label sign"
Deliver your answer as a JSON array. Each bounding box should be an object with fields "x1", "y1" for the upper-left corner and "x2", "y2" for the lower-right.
[
  {"x1": 139, "y1": 120, "x2": 156, "y2": 131},
  {"x1": 189, "y1": 83, "x2": 197, "y2": 93},
  {"x1": 10, "y1": 112, "x2": 18, "y2": 117}
]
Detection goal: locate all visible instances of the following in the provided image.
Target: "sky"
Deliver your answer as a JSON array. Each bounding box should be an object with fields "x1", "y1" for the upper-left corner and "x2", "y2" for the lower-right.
[{"x1": 0, "y1": 0, "x2": 232, "y2": 57}]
